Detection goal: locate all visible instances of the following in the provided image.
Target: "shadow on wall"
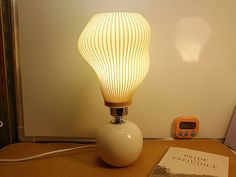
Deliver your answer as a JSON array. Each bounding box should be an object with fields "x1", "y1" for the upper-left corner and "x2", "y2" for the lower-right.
[{"x1": 175, "y1": 17, "x2": 212, "y2": 62}]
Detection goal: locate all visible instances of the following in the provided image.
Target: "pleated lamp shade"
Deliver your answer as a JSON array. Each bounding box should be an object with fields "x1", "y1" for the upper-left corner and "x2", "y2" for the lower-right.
[{"x1": 78, "y1": 12, "x2": 151, "y2": 107}]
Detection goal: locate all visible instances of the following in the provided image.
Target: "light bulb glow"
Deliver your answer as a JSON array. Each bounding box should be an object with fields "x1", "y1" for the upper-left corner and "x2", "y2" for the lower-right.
[{"x1": 78, "y1": 12, "x2": 151, "y2": 107}]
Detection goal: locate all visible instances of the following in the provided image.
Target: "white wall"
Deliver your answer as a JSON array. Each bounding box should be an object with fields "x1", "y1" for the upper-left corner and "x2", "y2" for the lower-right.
[{"x1": 17, "y1": 0, "x2": 236, "y2": 139}]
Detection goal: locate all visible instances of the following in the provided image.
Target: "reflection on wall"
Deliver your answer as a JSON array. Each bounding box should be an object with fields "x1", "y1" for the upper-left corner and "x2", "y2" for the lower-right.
[{"x1": 175, "y1": 17, "x2": 212, "y2": 62}]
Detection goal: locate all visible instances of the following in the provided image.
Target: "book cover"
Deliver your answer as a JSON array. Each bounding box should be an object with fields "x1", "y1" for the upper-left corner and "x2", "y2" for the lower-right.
[{"x1": 150, "y1": 147, "x2": 229, "y2": 177}]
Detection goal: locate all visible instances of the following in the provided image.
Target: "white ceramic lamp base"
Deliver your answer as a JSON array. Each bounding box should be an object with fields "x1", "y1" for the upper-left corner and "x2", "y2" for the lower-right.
[{"x1": 96, "y1": 120, "x2": 143, "y2": 167}]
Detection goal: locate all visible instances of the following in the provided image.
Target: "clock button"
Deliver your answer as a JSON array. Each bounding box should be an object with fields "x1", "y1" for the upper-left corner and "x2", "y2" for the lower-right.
[
  {"x1": 191, "y1": 132, "x2": 196, "y2": 137},
  {"x1": 184, "y1": 131, "x2": 189, "y2": 136},
  {"x1": 179, "y1": 132, "x2": 183, "y2": 137}
]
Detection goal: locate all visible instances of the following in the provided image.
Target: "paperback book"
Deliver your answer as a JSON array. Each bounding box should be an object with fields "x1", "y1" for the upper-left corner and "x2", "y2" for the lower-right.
[{"x1": 149, "y1": 147, "x2": 229, "y2": 177}]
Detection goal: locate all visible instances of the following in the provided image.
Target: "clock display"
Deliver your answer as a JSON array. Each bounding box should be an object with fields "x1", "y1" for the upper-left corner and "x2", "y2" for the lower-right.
[{"x1": 179, "y1": 122, "x2": 196, "y2": 129}]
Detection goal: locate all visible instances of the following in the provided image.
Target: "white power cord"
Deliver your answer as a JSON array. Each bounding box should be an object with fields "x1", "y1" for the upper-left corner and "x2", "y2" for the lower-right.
[{"x1": 0, "y1": 144, "x2": 96, "y2": 162}]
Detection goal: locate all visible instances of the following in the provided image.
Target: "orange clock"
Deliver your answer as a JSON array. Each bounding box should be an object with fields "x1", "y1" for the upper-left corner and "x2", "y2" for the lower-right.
[{"x1": 175, "y1": 116, "x2": 199, "y2": 138}]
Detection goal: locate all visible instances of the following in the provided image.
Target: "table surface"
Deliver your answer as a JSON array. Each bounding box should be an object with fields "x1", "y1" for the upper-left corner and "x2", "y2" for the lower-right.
[{"x1": 0, "y1": 139, "x2": 235, "y2": 177}]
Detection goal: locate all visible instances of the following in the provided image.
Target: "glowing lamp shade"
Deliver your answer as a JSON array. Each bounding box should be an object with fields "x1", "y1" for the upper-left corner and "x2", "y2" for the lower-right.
[{"x1": 78, "y1": 12, "x2": 151, "y2": 107}]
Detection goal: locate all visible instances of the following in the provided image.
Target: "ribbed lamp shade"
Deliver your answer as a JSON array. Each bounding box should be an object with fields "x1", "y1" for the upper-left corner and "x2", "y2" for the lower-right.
[{"x1": 78, "y1": 12, "x2": 151, "y2": 107}]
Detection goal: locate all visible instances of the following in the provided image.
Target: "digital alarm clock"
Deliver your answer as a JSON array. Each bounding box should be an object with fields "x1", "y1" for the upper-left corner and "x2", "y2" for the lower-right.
[{"x1": 175, "y1": 116, "x2": 199, "y2": 138}]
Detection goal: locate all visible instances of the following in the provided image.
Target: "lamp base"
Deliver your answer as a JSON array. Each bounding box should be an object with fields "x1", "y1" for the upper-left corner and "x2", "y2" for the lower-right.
[{"x1": 96, "y1": 120, "x2": 143, "y2": 167}]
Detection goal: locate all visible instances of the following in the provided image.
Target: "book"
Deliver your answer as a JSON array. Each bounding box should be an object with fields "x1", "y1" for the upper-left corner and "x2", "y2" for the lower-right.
[
  {"x1": 149, "y1": 147, "x2": 229, "y2": 177},
  {"x1": 224, "y1": 107, "x2": 236, "y2": 150}
]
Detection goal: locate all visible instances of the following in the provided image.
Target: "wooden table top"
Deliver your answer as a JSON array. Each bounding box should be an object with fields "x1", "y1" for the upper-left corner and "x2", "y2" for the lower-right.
[{"x1": 0, "y1": 139, "x2": 235, "y2": 177}]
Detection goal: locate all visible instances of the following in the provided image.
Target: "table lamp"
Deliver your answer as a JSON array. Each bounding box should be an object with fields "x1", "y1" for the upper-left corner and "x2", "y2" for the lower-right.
[{"x1": 78, "y1": 12, "x2": 151, "y2": 167}]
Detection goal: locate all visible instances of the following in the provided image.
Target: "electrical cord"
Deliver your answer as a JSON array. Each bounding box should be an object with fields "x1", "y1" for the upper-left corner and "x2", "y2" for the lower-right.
[{"x1": 0, "y1": 144, "x2": 96, "y2": 162}]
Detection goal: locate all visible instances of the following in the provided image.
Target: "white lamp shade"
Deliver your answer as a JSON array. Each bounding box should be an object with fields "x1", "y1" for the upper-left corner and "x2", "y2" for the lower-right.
[{"x1": 78, "y1": 12, "x2": 151, "y2": 107}]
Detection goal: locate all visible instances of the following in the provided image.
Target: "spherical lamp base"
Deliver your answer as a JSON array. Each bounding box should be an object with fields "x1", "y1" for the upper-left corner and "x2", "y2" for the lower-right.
[{"x1": 96, "y1": 120, "x2": 143, "y2": 167}]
